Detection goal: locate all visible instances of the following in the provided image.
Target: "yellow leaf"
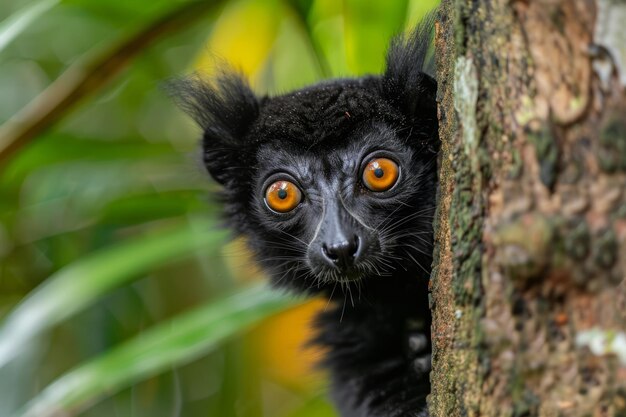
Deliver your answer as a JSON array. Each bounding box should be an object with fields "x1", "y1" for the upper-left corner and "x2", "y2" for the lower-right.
[
  {"x1": 250, "y1": 298, "x2": 328, "y2": 392},
  {"x1": 195, "y1": 0, "x2": 282, "y2": 82}
]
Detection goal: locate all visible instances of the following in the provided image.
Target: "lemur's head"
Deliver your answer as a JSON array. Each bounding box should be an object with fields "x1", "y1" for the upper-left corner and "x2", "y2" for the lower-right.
[{"x1": 172, "y1": 23, "x2": 438, "y2": 294}]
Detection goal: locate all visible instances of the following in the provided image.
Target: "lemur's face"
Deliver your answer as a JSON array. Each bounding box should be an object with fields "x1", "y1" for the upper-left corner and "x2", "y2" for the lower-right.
[{"x1": 247, "y1": 122, "x2": 436, "y2": 291}]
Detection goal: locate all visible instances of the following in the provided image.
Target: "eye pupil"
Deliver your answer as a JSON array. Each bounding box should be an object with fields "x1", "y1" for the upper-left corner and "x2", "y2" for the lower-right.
[
  {"x1": 374, "y1": 168, "x2": 384, "y2": 178},
  {"x1": 277, "y1": 189, "x2": 288, "y2": 199}
]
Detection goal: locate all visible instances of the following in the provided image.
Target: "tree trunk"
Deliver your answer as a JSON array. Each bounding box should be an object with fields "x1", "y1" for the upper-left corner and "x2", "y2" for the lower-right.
[{"x1": 430, "y1": 1, "x2": 626, "y2": 416}]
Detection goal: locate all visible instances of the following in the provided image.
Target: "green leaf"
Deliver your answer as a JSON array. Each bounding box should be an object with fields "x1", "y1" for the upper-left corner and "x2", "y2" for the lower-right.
[
  {"x1": 343, "y1": 0, "x2": 409, "y2": 74},
  {"x1": 2, "y1": 156, "x2": 212, "y2": 244},
  {"x1": 0, "y1": 218, "x2": 228, "y2": 369},
  {"x1": 288, "y1": 395, "x2": 338, "y2": 417},
  {"x1": 16, "y1": 285, "x2": 298, "y2": 417},
  {"x1": 0, "y1": 0, "x2": 59, "y2": 53},
  {"x1": 282, "y1": 0, "x2": 332, "y2": 78},
  {"x1": 0, "y1": 135, "x2": 175, "y2": 185}
]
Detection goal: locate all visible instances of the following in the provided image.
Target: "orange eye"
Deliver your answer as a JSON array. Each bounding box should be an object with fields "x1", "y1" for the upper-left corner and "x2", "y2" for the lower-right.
[
  {"x1": 362, "y1": 158, "x2": 399, "y2": 192},
  {"x1": 265, "y1": 180, "x2": 302, "y2": 213}
]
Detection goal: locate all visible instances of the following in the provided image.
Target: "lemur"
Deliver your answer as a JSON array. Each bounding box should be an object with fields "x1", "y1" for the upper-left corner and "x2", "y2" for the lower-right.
[{"x1": 172, "y1": 15, "x2": 438, "y2": 417}]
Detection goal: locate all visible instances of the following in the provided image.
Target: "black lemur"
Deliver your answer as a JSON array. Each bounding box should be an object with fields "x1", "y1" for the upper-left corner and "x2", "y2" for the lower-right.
[{"x1": 172, "y1": 15, "x2": 438, "y2": 417}]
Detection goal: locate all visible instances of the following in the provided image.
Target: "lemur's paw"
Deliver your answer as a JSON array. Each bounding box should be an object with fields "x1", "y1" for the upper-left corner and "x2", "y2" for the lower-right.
[
  {"x1": 413, "y1": 353, "x2": 432, "y2": 374},
  {"x1": 407, "y1": 333, "x2": 431, "y2": 374},
  {"x1": 408, "y1": 333, "x2": 428, "y2": 355}
]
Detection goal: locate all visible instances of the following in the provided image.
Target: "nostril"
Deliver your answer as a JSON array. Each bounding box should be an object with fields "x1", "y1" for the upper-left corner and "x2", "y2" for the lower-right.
[{"x1": 322, "y1": 243, "x2": 338, "y2": 260}]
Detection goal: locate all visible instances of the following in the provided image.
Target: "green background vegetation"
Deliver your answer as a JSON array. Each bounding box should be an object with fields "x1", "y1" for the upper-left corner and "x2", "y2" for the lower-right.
[{"x1": 0, "y1": 0, "x2": 438, "y2": 416}]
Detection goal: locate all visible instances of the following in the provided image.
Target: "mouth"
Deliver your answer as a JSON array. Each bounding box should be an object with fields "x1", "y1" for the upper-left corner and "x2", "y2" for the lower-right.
[
  {"x1": 310, "y1": 264, "x2": 366, "y2": 283},
  {"x1": 343, "y1": 269, "x2": 365, "y2": 281}
]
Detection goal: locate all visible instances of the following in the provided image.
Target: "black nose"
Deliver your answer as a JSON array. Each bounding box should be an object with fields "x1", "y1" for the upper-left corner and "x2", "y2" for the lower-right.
[{"x1": 322, "y1": 236, "x2": 360, "y2": 267}]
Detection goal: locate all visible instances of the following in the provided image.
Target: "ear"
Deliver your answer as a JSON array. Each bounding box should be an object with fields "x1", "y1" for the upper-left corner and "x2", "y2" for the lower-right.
[
  {"x1": 382, "y1": 13, "x2": 437, "y2": 124},
  {"x1": 168, "y1": 70, "x2": 259, "y2": 185}
]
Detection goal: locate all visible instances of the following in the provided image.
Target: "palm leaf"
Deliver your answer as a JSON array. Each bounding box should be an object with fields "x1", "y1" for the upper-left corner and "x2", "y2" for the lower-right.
[
  {"x1": 15, "y1": 284, "x2": 298, "y2": 417},
  {"x1": 0, "y1": 218, "x2": 227, "y2": 369}
]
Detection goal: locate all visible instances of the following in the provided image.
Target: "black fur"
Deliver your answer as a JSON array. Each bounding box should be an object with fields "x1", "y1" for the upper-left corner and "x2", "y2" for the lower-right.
[{"x1": 172, "y1": 15, "x2": 438, "y2": 417}]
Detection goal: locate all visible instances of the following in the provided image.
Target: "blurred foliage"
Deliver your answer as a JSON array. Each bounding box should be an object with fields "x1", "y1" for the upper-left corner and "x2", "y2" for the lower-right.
[{"x1": 0, "y1": 0, "x2": 438, "y2": 416}]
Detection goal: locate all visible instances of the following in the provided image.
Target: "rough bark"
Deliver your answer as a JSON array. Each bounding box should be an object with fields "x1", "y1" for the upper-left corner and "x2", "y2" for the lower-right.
[{"x1": 430, "y1": 1, "x2": 626, "y2": 416}]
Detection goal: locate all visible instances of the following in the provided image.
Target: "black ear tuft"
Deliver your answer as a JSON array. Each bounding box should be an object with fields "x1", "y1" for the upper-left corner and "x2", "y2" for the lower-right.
[
  {"x1": 167, "y1": 70, "x2": 259, "y2": 185},
  {"x1": 383, "y1": 12, "x2": 437, "y2": 123}
]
